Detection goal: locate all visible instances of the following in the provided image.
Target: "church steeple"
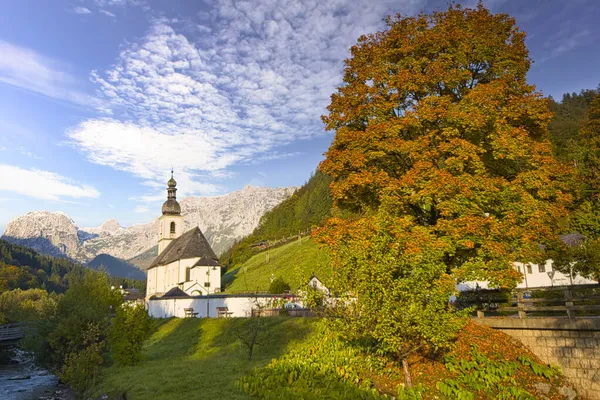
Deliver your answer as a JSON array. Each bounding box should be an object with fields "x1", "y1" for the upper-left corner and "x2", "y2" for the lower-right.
[
  {"x1": 158, "y1": 170, "x2": 183, "y2": 254},
  {"x1": 162, "y1": 169, "x2": 181, "y2": 216}
]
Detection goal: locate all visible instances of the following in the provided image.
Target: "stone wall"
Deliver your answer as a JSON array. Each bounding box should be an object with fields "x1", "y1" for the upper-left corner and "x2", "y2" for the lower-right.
[{"x1": 476, "y1": 318, "x2": 600, "y2": 400}]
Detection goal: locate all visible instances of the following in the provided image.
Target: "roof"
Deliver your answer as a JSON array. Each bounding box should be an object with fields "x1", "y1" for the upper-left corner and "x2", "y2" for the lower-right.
[
  {"x1": 192, "y1": 254, "x2": 220, "y2": 267},
  {"x1": 161, "y1": 287, "x2": 189, "y2": 298},
  {"x1": 148, "y1": 227, "x2": 219, "y2": 269},
  {"x1": 560, "y1": 233, "x2": 586, "y2": 247}
]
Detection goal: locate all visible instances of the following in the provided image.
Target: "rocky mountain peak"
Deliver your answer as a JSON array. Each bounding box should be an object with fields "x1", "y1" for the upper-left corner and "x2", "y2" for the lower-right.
[
  {"x1": 86, "y1": 218, "x2": 123, "y2": 236},
  {"x1": 2, "y1": 185, "x2": 298, "y2": 267}
]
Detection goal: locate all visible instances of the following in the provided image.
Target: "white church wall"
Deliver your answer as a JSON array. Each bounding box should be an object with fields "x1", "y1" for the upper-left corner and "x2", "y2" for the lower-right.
[
  {"x1": 148, "y1": 295, "x2": 280, "y2": 318},
  {"x1": 189, "y1": 265, "x2": 222, "y2": 295}
]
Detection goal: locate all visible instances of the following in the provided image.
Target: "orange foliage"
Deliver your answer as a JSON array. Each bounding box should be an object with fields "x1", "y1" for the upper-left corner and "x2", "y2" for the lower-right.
[{"x1": 317, "y1": 3, "x2": 576, "y2": 289}]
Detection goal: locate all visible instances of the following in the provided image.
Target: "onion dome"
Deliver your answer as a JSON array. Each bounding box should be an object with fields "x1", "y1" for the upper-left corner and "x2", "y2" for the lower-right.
[
  {"x1": 162, "y1": 169, "x2": 181, "y2": 215},
  {"x1": 162, "y1": 199, "x2": 181, "y2": 215}
]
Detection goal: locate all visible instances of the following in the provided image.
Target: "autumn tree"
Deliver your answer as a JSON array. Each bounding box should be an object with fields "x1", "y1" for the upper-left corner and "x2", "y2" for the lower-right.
[{"x1": 315, "y1": 3, "x2": 575, "y2": 365}]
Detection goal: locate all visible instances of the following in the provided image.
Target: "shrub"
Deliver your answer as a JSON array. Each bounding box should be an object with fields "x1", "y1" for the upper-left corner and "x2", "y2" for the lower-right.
[
  {"x1": 269, "y1": 277, "x2": 291, "y2": 294},
  {"x1": 58, "y1": 323, "x2": 105, "y2": 398},
  {"x1": 59, "y1": 343, "x2": 104, "y2": 398},
  {"x1": 109, "y1": 304, "x2": 153, "y2": 366}
]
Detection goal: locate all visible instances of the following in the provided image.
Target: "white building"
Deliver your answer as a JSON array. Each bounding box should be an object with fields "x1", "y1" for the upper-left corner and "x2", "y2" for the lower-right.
[
  {"x1": 146, "y1": 173, "x2": 222, "y2": 298},
  {"x1": 458, "y1": 233, "x2": 597, "y2": 291}
]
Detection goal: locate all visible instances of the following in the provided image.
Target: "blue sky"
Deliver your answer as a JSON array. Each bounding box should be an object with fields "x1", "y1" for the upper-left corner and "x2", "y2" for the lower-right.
[{"x1": 0, "y1": 0, "x2": 599, "y2": 232}]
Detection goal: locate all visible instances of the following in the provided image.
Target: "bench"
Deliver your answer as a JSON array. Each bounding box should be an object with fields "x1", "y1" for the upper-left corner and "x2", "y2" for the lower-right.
[
  {"x1": 184, "y1": 308, "x2": 198, "y2": 318},
  {"x1": 216, "y1": 307, "x2": 233, "y2": 318}
]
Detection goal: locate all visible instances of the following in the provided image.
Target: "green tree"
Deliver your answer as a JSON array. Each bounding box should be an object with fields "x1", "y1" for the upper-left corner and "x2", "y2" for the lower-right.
[
  {"x1": 316, "y1": 2, "x2": 575, "y2": 368},
  {"x1": 552, "y1": 94, "x2": 600, "y2": 280},
  {"x1": 268, "y1": 276, "x2": 291, "y2": 294},
  {"x1": 109, "y1": 304, "x2": 153, "y2": 366}
]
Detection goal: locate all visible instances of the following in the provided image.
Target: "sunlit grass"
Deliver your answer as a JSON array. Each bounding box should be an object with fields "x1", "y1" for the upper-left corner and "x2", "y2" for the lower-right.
[
  {"x1": 223, "y1": 238, "x2": 330, "y2": 293},
  {"x1": 95, "y1": 317, "x2": 315, "y2": 400}
]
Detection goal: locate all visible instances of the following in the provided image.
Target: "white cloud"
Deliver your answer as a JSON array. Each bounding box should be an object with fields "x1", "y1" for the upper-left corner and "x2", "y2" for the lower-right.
[
  {"x1": 95, "y1": 0, "x2": 143, "y2": 6},
  {"x1": 72, "y1": 6, "x2": 92, "y2": 14},
  {"x1": 134, "y1": 205, "x2": 149, "y2": 213},
  {"x1": 0, "y1": 165, "x2": 99, "y2": 201},
  {"x1": 68, "y1": 0, "x2": 424, "y2": 196},
  {"x1": 20, "y1": 146, "x2": 42, "y2": 160},
  {"x1": 99, "y1": 9, "x2": 116, "y2": 17},
  {"x1": 0, "y1": 40, "x2": 97, "y2": 107}
]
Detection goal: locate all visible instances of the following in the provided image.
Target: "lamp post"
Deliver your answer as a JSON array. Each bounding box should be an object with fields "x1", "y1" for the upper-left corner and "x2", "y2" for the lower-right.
[{"x1": 205, "y1": 266, "x2": 218, "y2": 318}]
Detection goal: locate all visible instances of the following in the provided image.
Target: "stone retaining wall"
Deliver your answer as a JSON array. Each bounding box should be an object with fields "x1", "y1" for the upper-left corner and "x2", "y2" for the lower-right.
[{"x1": 476, "y1": 318, "x2": 600, "y2": 400}]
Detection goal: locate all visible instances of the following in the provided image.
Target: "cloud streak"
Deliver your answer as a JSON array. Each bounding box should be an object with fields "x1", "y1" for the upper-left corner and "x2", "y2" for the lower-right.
[
  {"x1": 0, "y1": 40, "x2": 97, "y2": 107},
  {"x1": 72, "y1": 6, "x2": 92, "y2": 14},
  {"x1": 0, "y1": 165, "x2": 100, "y2": 201}
]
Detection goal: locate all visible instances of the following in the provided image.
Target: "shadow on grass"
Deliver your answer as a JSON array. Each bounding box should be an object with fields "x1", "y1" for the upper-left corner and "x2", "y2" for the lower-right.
[
  {"x1": 221, "y1": 266, "x2": 241, "y2": 290},
  {"x1": 96, "y1": 317, "x2": 315, "y2": 400}
]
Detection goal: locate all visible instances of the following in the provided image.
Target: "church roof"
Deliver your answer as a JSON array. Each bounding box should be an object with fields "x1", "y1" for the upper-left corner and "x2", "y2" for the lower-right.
[
  {"x1": 161, "y1": 287, "x2": 189, "y2": 298},
  {"x1": 192, "y1": 254, "x2": 220, "y2": 267},
  {"x1": 147, "y1": 227, "x2": 219, "y2": 269}
]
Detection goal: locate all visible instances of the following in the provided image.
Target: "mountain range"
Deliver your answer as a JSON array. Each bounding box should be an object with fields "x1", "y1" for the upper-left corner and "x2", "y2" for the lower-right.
[{"x1": 1, "y1": 185, "x2": 297, "y2": 270}]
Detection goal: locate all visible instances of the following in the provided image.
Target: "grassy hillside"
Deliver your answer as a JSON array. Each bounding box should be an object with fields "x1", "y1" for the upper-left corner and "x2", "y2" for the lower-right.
[
  {"x1": 95, "y1": 317, "x2": 316, "y2": 400},
  {"x1": 222, "y1": 238, "x2": 330, "y2": 293},
  {"x1": 220, "y1": 170, "x2": 332, "y2": 269}
]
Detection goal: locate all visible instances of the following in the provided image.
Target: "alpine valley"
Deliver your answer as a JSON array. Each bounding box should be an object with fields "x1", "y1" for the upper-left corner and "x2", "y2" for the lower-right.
[{"x1": 1, "y1": 185, "x2": 297, "y2": 270}]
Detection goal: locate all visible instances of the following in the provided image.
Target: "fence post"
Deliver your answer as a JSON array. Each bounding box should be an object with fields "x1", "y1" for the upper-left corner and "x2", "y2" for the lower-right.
[
  {"x1": 517, "y1": 292, "x2": 526, "y2": 319},
  {"x1": 564, "y1": 289, "x2": 573, "y2": 319}
]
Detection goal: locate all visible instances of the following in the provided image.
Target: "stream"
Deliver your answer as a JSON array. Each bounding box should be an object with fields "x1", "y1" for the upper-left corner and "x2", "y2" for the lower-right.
[{"x1": 0, "y1": 348, "x2": 72, "y2": 400}]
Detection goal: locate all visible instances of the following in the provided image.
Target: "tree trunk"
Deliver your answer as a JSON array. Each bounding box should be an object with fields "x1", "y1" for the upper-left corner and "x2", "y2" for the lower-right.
[{"x1": 402, "y1": 358, "x2": 412, "y2": 388}]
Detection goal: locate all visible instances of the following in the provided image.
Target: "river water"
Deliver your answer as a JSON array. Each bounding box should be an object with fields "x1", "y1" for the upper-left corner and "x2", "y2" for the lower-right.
[{"x1": 0, "y1": 349, "x2": 71, "y2": 400}]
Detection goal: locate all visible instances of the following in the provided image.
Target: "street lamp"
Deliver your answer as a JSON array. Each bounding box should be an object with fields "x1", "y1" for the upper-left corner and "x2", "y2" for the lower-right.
[{"x1": 206, "y1": 266, "x2": 218, "y2": 317}]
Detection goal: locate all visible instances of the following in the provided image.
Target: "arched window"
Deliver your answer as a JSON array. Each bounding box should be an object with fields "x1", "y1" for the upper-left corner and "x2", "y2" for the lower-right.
[{"x1": 170, "y1": 221, "x2": 176, "y2": 234}]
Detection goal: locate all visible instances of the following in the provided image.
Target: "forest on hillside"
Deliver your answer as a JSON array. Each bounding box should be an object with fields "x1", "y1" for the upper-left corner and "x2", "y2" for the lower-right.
[
  {"x1": 220, "y1": 170, "x2": 332, "y2": 268},
  {"x1": 0, "y1": 239, "x2": 144, "y2": 295}
]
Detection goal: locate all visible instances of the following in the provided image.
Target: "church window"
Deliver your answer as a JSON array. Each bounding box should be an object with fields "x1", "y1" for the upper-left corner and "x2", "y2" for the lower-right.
[
  {"x1": 526, "y1": 264, "x2": 532, "y2": 274},
  {"x1": 170, "y1": 221, "x2": 176, "y2": 234},
  {"x1": 185, "y1": 267, "x2": 191, "y2": 281},
  {"x1": 204, "y1": 282, "x2": 210, "y2": 287},
  {"x1": 538, "y1": 264, "x2": 546, "y2": 273}
]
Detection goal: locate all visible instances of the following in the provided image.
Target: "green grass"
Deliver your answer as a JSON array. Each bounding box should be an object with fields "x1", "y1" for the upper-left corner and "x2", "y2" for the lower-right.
[
  {"x1": 95, "y1": 317, "x2": 316, "y2": 400},
  {"x1": 222, "y1": 238, "x2": 331, "y2": 293}
]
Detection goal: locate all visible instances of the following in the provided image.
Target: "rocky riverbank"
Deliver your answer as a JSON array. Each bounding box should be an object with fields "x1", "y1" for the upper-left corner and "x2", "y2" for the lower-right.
[{"x1": 0, "y1": 348, "x2": 72, "y2": 400}]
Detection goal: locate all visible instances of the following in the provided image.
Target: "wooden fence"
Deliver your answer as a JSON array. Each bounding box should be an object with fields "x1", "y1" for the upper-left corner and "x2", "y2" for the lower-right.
[
  {"x1": 457, "y1": 284, "x2": 600, "y2": 319},
  {"x1": 251, "y1": 308, "x2": 313, "y2": 318},
  {"x1": 0, "y1": 323, "x2": 24, "y2": 342}
]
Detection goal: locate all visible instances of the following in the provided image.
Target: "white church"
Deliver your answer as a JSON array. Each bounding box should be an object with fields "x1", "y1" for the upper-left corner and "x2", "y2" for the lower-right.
[{"x1": 146, "y1": 173, "x2": 222, "y2": 298}]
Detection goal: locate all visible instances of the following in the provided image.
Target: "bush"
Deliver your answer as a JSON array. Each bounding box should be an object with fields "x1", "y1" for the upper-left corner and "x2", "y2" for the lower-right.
[
  {"x1": 58, "y1": 323, "x2": 104, "y2": 398},
  {"x1": 59, "y1": 343, "x2": 104, "y2": 397},
  {"x1": 109, "y1": 304, "x2": 153, "y2": 366},
  {"x1": 269, "y1": 277, "x2": 291, "y2": 294}
]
